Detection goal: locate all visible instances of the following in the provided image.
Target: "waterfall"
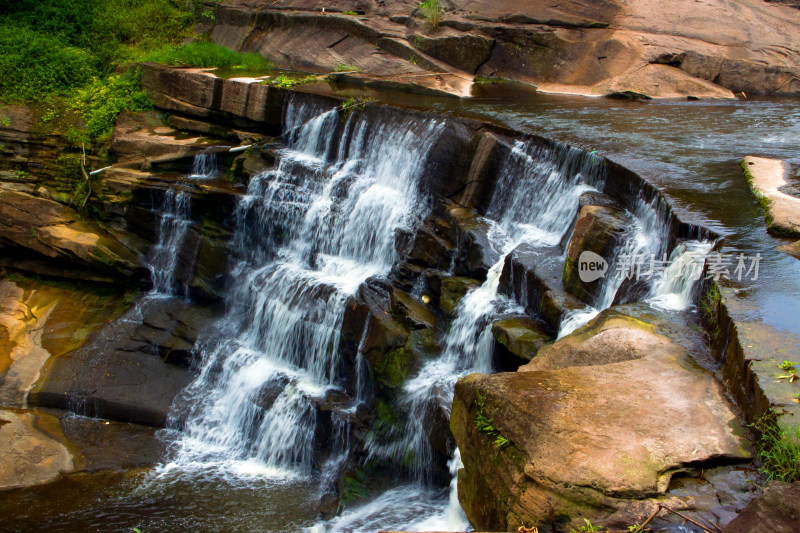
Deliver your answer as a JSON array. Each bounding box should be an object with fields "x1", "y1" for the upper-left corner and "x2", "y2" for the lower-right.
[
  {"x1": 148, "y1": 189, "x2": 191, "y2": 296},
  {"x1": 647, "y1": 240, "x2": 713, "y2": 310},
  {"x1": 190, "y1": 151, "x2": 218, "y2": 179},
  {"x1": 340, "y1": 140, "x2": 600, "y2": 531},
  {"x1": 164, "y1": 99, "x2": 446, "y2": 480}
]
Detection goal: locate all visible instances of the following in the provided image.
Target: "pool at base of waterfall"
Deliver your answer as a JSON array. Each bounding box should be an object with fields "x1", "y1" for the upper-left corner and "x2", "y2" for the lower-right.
[{"x1": 0, "y1": 468, "x2": 465, "y2": 533}]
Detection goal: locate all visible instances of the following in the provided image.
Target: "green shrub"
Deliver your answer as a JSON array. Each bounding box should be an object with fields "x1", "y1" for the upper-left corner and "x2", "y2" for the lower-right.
[
  {"x1": 142, "y1": 42, "x2": 267, "y2": 69},
  {"x1": 0, "y1": 24, "x2": 96, "y2": 101},
  {"x1": 69, "y1": 70, "x2": 152, "y2": 141}
]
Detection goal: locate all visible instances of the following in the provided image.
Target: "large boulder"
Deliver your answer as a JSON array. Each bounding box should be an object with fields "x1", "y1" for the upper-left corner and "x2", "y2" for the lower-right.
[
  {"x1": 452, "y1": 309, "x2": 752, "y2": 531},
  {"x1": 0, "y1": 409, "x2": 73, "y2": 490},
  {"x1": 27, "y1": 296, "x2": 200, "y2": 427}
]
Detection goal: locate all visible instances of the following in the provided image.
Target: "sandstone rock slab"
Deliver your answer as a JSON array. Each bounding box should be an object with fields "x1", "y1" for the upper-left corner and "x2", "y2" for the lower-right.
[
  {"x1": 452, "y1": 311, "x2": 752, "y2": 531},
  {"x1": 742, "y1": 156, "x2": 800, "y2": 237}
]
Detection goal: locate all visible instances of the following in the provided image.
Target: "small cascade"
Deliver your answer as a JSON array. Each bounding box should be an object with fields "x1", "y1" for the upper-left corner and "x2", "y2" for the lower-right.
[
  {"x1": 647, "y1": 240, "x2": 713, "y2": 310},
  {"x1": 165, "y1": 98, "x2": 446, "y2": 480},
  {"x1": 148, "y1": 189, "x2": 192, "y2": 296},
  {"x1": 189, "y1": 151, "x2": 218, "y2": 179}
]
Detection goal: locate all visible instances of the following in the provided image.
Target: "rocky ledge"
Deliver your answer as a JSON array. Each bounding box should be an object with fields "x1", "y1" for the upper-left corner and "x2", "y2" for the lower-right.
[{"x1": 198, "y1": 0, "x2": 800, "y2": 98}]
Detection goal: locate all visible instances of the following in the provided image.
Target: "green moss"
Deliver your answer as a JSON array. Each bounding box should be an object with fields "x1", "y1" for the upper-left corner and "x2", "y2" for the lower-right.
[
  {"x1": 340, "y1": 470, "x2": 370, "y2": 506},
  {"x1": 741, "y1": 159, "x2": 775, "y2": 227},
  {"x1": 372, "y1": 347, "x2": 410, "y2": 388},
  {"x1": 700, "y1": 282, "x2": 721, "y2": 343}
]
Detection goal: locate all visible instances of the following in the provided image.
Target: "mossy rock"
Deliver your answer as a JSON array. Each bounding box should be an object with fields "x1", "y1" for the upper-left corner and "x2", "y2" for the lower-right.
[
  {"x1": 491, "y1": 316, "x2": 552, "y2": 362},
  {"x1": 371, "y1": 347, "x2": 410, "y2": 389},
  {"x1": 440, "y1": 276, "x2": 481, "y2": 314}
]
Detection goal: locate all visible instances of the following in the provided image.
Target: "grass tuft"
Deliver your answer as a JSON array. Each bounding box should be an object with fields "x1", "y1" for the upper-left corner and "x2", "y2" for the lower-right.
[
  {"x1": 418, "y1": 0, "x2": 442, "y2": 28},
  {"x1": 752, "y1": 411, "x2": 800, "y2": 483},
  {"x1": 142, "y1": 41, "x2": 267, "y2": 70}
]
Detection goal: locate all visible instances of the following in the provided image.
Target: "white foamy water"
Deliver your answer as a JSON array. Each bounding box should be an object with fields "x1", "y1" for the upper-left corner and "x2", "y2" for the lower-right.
[{"x1": 161, "y1": 99, "x2": 446, "y2": 490}]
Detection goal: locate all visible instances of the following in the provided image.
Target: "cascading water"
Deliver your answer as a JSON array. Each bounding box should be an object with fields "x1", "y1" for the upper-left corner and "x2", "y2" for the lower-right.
[
  {"x1": 164, "y1": 99, "x2": 446, "y2": 484},
  {"x1": 190, "y1": 151, "x2": 218, "y2": 179},
  {"x1": 342, "y1": 141, "x2": 602, "y2": 531},
  {"x1": 647, "y1": 240, "x2": 714, "y2": 310},
  {"x1": 148, "y1": 189, "x2": 192, "y2": 296},
  {"x1": 146, "y1": 101, "x2": 714, "y2": 532}
]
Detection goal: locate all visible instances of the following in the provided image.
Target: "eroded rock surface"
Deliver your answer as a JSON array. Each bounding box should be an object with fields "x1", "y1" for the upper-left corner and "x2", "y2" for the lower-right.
[
  {"x1": 0, "y1": 409, "x2": 73, "y2": 491},
  {"x1": 452, "y1": 309, "x2": 752, "y2": 531},
  {"x1": 0, "y1": 191, "x2": 141, "y2": 281},
  {"x1": 722, "y1": 481, "x2": 800, "y2": 533},
  {"x1": 203, "y1": 0, "x2": 800, "y2": 98}
]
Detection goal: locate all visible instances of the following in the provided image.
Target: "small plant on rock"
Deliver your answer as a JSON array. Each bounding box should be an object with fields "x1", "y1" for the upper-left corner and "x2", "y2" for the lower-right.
[
  {"x1": 778, "y1": 360, "x2": 797, "y2": 372},
  {"x1": 334, "y1": 63, "x2": 360, "y2": 72},
  {"x1": 473, "y1": 392, "x2": 511, "y2": 451},
  {"x1": 751, "y1": 410, "x2": 800, "y2": 482},
  {"x1": 569, "y1": 519, "x2": 602, "y2": 532},
  {"x1": 418, "y1": 0, "x2": 442, "y2": 28}
]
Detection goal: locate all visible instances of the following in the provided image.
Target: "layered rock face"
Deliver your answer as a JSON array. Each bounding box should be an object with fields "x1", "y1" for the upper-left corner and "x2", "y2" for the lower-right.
[{"x1": 202, "y1": 0, "x2": 800, "y2": 97}]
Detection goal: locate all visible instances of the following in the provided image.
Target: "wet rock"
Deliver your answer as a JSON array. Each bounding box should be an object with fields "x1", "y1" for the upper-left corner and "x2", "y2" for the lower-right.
[
  {"x1": 395, "y1": 216, "x2": 455, "y2": 270},
  {"x1": 439, "y1": 276, "x2": 481, "y2": 314},
  {"x1": 0, "y1": 409, "x2": 73, "y2": 491},
  {"x1": 27, "y1": 296, "x2": 206, "y2": 427},
  {"x1": 391, "y1": 289, "x2": 437, "y2": 330},
  {"x1": 563, "y1": 204, "x2": 632, "y2": 305},
  {"x1": 491, "y1": 316, "x2": 552, "y2": 364},
  {"x1": 446, "y1": 206, "x2": 500, "y2": 279},
  {"x1": 498, "y1": 243, "x2": 587, "y2": 330},
  {"x1": 457, "y1": 132, "x2": 506, "y2": 212},
  {"x1": 777, "y1": 239, "x2": 800, "y2": 260},
  {"x1": 318, "y1": 491, "x2": 340, "y2": 519},
  {"x1": 722, "y1": 481, "x2": 800, "y2": 533},
  {"x1": 452, "y1": 310, "x2": 752, "y2": 531},
  {"x1": 0, "y1": 191, "x2": 142, "y2": 281},
  {"x1": 741, "y1": 157, "x2": 800, "y2": 237}
]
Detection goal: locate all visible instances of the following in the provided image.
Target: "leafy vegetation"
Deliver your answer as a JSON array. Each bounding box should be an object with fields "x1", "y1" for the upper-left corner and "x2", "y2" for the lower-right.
[
  {"x1": 569, "y1": 519, "x2": 602, "y2": 533},
  {"x1": 68, "y1": 71, "x2": 153, "y2": 141},
  {"x1": 752, "y1": 410, "x2": 800, "y2": 483},
  {"x1": 335, "y1": 63, "x2": 360, "y2": 72},
  {"x1": 142, "y1": 42, "x2": 267, "y2": 70},
  {"x1": 473, "y1": 392, "x2": 511, "y2": 450},
  {"x1": 259, "y1": 74, "x2": 318, "y2": 88},
  {"x1": 0, "y1": 1, "x2": 261, "y2": 144},
  {"x1": 418, "y1": 0, "x2": 442, "y2": 28}
]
